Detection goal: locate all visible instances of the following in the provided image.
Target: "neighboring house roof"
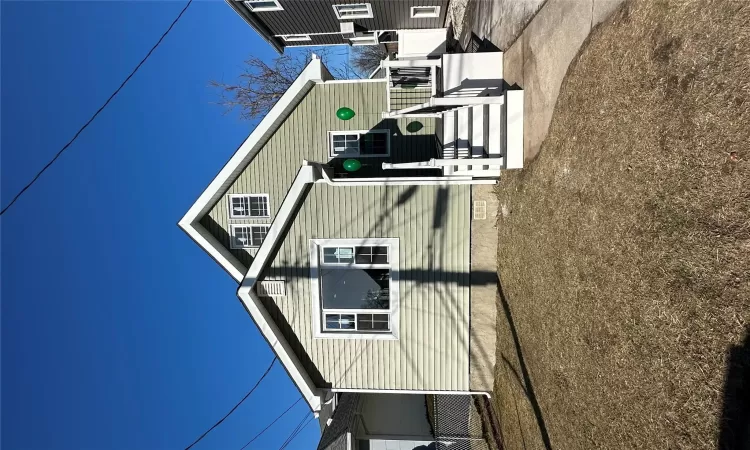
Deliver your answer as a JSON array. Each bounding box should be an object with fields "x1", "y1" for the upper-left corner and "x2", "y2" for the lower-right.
[
  {"x1": 224, "y1": 0, "x2": 284, "y2": 53},
  {"x1": 178, "y1": 56, "x2": 331, "y2": 412},
  {"x1": 317, "y1": 393, "x2": 360, "y2": 450},
  {"x1": 225, "y1": 0, "x2": 449, "y2": 53}
]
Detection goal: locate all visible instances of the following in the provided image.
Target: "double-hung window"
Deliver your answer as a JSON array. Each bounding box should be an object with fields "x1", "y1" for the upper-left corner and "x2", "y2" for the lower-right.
[
  {"x1": 230, "y1": 224, "x2": 270, "y2": 248},
  {"x1": 229, "y1": 194, "x2": 270, "y2": 218},
  {"x1": 333, "y1": 3, "x2": 373, "y2": 20},
  {"x1": 329, "y1": 130, "x2": 389, "y2": 158},
  {"x1": 311, "y1": 239, "x2": 400, "y2": 339}
]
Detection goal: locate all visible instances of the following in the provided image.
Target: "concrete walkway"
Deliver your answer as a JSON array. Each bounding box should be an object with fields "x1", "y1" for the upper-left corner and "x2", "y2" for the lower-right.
[{"x1": 485, "y1": 0, "x2": 625, "y2": 161}]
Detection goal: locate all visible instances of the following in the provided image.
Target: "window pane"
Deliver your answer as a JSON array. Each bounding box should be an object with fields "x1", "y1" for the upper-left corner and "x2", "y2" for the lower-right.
[
  {"x1": 361, "y1": 133, "x2": 387, "y2": 155},
  {"x1": 323, "y1": 247, "x2": 354, "y2": 264},
  {"x1": 251, "y1": 226, "x2": 269, "y2": 246},
  {"x1": 326, "y1": 314, "x2": 355, "y2": 330},
  {"x1": 321, "y1": 268, "x2": 390, "y2": 309},
  {"x1": 372, "y1": 246, "x2": 388, "y2": 264},
  {"x1": 357, "y1": 314, "x2": 390, "y2": 331},
  {"x1": 233, "y1": 227, "x2": 251, "y2": 247},
  {"x1": 354, "y1": 246, "x2": 373, "y2": 264},
  {"x1": 249, "y1": 196, "x2": 268, "y2": 217},
  {"x1": 231, "y1": 196, "x2": 249, "y2": 217}
]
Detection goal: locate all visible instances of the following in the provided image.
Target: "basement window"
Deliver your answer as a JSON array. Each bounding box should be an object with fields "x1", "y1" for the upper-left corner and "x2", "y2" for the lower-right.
[
  {"x1": 333, "y1": 3, "x2": 373, "y2": 20},
  {"x1": 228, "y1": 194, "x2": 270, "y2": 218},
  {"x1": 230, "y1": 224, "x2": 270, "y2": 248},
  {"x1": 410, "y1": 5, "x2": 440, "y2": 18},
  {"x1": 310, "y1": 239, "x2": 400, "y2": 339},
  {"x1": 243, "y1": 0, "x2": 283, "y2": 12}
]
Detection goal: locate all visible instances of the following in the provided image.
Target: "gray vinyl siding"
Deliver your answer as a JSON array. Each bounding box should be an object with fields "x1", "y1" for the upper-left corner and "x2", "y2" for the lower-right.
[
  {"x1": 247, "y1": 0, "x2": 449, "y2": 35},
  {"x1": 202, "y1": 80, "x2": 436, "y2": 268},
  {"x1": 262, "y1": 183, "x2": 471, "y2": 391}
]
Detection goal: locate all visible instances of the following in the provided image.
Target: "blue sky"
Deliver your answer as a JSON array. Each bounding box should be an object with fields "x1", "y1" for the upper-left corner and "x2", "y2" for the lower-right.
[{"x1": 1, "y1": 2, "x2": 328, "y2": 449}]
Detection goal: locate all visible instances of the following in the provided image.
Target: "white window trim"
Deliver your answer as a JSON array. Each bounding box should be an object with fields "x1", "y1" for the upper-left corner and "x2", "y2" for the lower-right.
[
  {"x1": 329, "y1": 129, "x2": 390, "y2": 158},
  {"x1": 227, "y1": 193, "x2": 271, "y2": 219},
  {"x1": 310, "y1": 238, "x2": 400, "y2": 340},
  {"x1": 410, "y1": 5, "x2": 440, "y2": 18},
  {"x1": 230, "y1": 224, "x2": 270, "y2": 249},
  {"x1": 332, "y1": 3, "x2": 373, "y2": 20},
  {"x1": 281, "y1": 34, "x2": 312, "y2": 42},
  {"x1": 243, "y1": 0, "x2": 283, "y2": 12}
]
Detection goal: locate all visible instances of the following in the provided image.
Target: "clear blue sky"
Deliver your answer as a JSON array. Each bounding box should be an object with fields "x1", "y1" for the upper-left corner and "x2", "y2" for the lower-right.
[{"x1": 1, "y1": 2, "x2": 329, "y2": 449}]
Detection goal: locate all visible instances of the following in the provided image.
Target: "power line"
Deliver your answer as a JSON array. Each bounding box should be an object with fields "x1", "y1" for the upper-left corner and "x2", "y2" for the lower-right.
[
  {"x1": 238, "y1": 397, "x2": 302, "y2": 450},
  {"x1": 184, "y1": 357, "x2": 278, "y2": 450},
  {"x1": 279, "y1": 415, "x2": 315, "y2": 450},
  {"x1": 277, "y1": 410, "x2": 309, "y2": 450},
  {"x1": 0, "y1": 0, "x2": 194, "y2": 217}
]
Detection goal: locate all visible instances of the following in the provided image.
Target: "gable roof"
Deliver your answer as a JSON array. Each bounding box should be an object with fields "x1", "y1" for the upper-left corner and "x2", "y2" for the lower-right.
[
  {"x1": 179, "y1": 56, "x2": 331, "y2": 412},
  {"x1": 178, "y1": 55, "x2": 328, "y2": 282}
]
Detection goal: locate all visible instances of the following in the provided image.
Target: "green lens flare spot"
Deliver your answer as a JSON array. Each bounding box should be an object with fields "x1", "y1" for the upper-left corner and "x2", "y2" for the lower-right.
[
  {"x1": 336, "y1": 107, "x2": 355, "y2": 121},
  {"x1": 342, "y1": 159, "x2": 362, "y2": 172},
  {"x1": 406, "y1": 121, "x2": 424, "y2": 133}
]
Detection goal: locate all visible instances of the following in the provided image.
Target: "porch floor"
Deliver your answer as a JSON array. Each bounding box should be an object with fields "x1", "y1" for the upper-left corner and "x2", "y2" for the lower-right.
[{"x1": 469, "y1": 184, "x2": 499, "y2": 392}]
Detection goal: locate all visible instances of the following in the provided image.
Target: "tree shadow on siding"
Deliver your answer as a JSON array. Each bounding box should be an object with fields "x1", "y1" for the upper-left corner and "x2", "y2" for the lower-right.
[{"x1": 718, "y1": 326, "x2": 750, "y2": 450}]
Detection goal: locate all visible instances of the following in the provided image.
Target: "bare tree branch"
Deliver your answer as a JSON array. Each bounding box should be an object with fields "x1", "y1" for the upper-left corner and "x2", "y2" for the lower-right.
[{"x1": 210, "y1": 47, "x2": 388, "y2": 120}]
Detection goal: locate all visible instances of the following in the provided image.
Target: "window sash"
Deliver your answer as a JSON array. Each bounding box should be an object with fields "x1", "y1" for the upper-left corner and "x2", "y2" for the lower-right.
[
  {"x1": 329, "y1": 131, "x2": 389, "y2": 158},
  {"x1": 323, "y1": 312, "x2": 390, "y2": 332},
  {"x1": 229, "y1": 194, "x2": 270, "y2": 218},
  {"x1": 231, "y1": 225, "x2": 270, "y2": 248},
  {"x1": 321, "y1": 245, "x2": 389, "y2": 266}
]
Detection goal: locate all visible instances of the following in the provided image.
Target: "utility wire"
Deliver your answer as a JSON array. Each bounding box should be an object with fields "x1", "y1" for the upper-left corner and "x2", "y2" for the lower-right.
[
  {"x1": 184, "y1": 357, "x2": 278, "y2": 450},
  {"x1": 277, "y1": 410, "x2": 309, "y2": 450},
  {"x1": 238, "y1": 397, "x2": 302, "y2": 450},
  {"x1": 279, "y1": 415, "x2": 315, "y2": 450},
  {"x1": 0, "y1": 0, "x2": 194, "y2": 217}
]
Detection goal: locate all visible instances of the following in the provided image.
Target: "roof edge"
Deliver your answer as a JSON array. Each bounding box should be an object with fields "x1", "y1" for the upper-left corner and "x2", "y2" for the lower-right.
[
  {"x1": 225, "y1": 0, "x2": 284, "y2": 54},
  {"x1": 237, "y1": 164, "x2": 323, "y2": 412},
  {"x1": 179, "y1": 56, "x2": 326, "y2": 280}
]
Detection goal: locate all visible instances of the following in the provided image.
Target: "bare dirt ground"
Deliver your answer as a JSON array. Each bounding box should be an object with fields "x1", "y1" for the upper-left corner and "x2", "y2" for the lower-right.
[{"x1": 493, "y1": 1, "x2": 750, "y2": 449}]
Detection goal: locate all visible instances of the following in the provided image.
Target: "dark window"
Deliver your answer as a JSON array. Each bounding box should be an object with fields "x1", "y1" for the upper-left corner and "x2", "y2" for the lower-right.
[
  {"x1": 354, "y1": 246, "x2": 389, "y2": 264},
  {"x1": 361, "y1": 132, "x2": 388, "y2": 155},
  {"x1": 357, "y1": 314, "x2": 390, "y2": 331}
]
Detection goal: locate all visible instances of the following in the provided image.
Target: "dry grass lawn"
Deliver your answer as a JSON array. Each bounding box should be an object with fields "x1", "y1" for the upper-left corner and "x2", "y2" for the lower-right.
[{"x1": 493, "y1": 1, "x2": 750, "y2": 449}]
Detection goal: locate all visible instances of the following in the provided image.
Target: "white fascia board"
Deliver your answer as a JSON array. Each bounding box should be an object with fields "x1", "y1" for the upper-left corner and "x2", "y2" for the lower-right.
[
  {"x1": 178, "y1": 56, "x2": 327, "y2": 282},
  {"x1": 237, "y1": 164, "x2": 324, "y2": 412}
]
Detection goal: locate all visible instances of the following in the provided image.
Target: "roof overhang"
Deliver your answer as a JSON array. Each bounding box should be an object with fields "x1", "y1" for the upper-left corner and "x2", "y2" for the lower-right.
[
  {"x1": 180, "y1": 56, "x2": 331, "y2": 412},
  {"x1": 237, "y1": 163, "x2": 324, "y2": 412},
  {"x1": 178, "y1": 55, "x2": 327, "y2": 282},
  {"x1": 225, "y1": 0, "x2": 285, "y2": 54}
]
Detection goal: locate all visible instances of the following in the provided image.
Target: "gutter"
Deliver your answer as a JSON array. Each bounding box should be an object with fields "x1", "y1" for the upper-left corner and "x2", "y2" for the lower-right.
[{"x1": 224, "y1": 0, "x2": 285, "y2": 54}]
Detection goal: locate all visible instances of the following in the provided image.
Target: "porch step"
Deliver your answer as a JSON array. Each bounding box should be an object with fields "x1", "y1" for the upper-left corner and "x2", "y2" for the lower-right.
[{"x1": 439, "y1": 90, "x2": 524, "y2": 177}]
